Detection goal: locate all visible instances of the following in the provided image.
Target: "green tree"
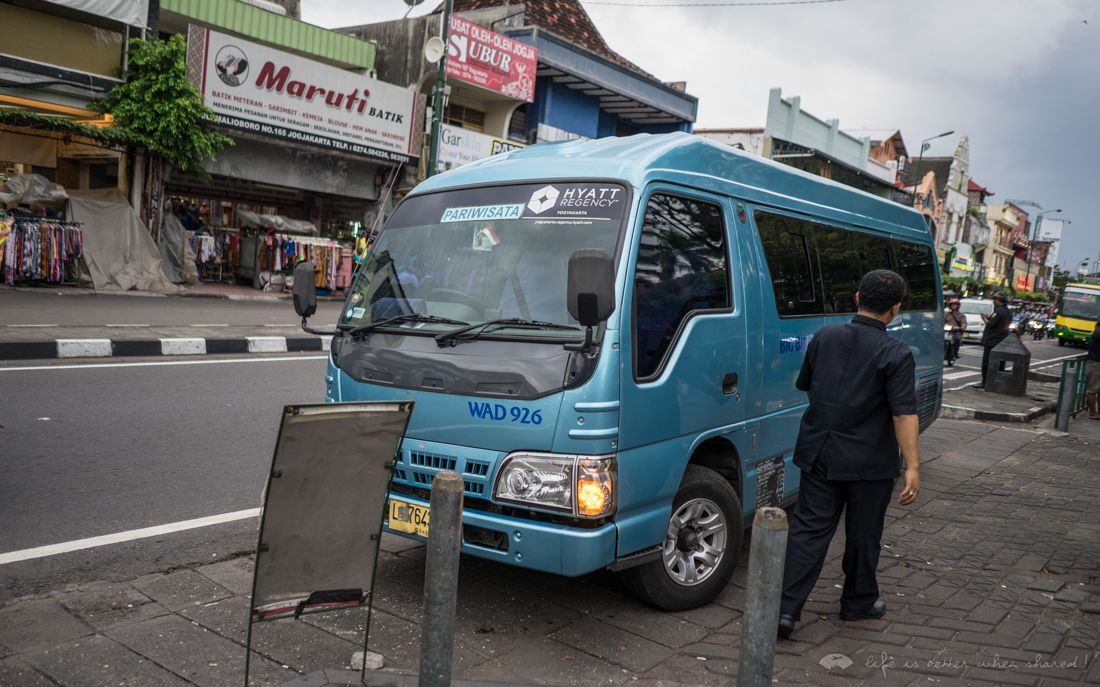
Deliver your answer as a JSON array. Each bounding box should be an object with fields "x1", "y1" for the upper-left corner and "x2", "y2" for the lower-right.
[
  {"x1": 92, "y1": 35, "x2": 231, "y2": 173},
  {"x1": 1052, "y1": 267, "x2": 1071, "y2": 289}
]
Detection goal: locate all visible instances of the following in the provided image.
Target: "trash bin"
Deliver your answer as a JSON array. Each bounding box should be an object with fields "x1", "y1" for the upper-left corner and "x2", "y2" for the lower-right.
[{"x1": 985, "y1": 333, "x2": 1031, "y2": 396}]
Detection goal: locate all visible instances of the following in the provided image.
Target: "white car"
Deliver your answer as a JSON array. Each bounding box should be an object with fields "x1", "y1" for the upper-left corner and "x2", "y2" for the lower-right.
[{"x1": 958, "y1": 298, "x2": 994, "y2": 342}]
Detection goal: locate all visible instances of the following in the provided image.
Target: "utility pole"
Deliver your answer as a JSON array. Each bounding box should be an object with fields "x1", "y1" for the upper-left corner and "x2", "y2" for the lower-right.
[{"x1": 426, "y1": 0, "x2": 453, "y2": 178}]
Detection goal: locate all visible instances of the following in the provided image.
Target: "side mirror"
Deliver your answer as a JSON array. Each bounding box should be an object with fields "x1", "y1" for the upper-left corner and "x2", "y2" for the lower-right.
[
  {"x1": 292, "y1": 261, "x2": 317, "y2": 318},
  {"x1": 567, "y1": 249, "x2": 615, "y2": 327},
  {"x1": 566, "y1": 249, "x2": 615, "y2": 354}
]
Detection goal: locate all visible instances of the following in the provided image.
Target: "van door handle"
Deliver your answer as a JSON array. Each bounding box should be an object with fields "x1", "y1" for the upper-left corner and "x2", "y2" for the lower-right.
[{"x1": 722, "y1": 373, "x2": 740, "y2": 400}]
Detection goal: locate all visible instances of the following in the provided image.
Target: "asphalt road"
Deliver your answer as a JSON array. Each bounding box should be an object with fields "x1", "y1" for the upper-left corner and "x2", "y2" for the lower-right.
[
  {"x1": 0, "y1": 289, "x2": 344, "y2": 326},
  {"x1": 0, "y1": 354, "x2": 328, "y2": 601},
  {"x1": 942, "y1": 336, "x2": 1077, "y2": 388},
  {"x1": 0, "y1": 335, "x2": 1079, "y2": 602}
]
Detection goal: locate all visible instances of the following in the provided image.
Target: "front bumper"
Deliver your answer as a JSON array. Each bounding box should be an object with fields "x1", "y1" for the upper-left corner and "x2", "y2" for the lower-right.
[
  {"x1": 1054, "y1": 326, "x2": 1090, "y2": 344},
  {"x1": 384, "y1": 491, "x2": 618, "y2": 576}
]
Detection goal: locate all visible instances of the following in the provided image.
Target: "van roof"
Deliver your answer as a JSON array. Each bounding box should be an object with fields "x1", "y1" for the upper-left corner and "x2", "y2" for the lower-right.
[{"x1": 413, "y1": 132, "x2": 931, "y2": 240}]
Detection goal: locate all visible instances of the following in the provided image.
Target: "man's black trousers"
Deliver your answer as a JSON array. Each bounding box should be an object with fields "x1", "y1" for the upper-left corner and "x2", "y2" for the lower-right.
[{"x1": 780, "y1": 460, "x2": 895, "y2": 620}]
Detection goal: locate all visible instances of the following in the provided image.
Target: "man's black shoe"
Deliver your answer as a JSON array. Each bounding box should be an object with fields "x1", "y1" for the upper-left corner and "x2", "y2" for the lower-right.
[
  {"x1": 839, "y1": 599, "x2": 887, "y2": 621},
  {"x1": 777, "y1": 614, "x2": 796, "y2": 639}
]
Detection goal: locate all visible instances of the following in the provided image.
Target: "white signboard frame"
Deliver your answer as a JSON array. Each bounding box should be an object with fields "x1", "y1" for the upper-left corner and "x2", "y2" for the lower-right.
[
  {"x1": 187, "y1": 26, "x2": 422, "y2": 165},
  {"x1": 437, "y1": 124, "x2": 523, "y2": 171}
]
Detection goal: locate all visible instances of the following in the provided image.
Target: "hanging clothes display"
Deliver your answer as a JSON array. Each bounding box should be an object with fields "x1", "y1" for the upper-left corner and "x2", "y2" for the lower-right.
[
  {"x1": 185, "y1": 226, "x2": 349, "y2": 291},
  {"x1": 0, "y1": 214, "x2": 84, "y2": 286},
  {"x1": 256, "y1": 233, "x2": 344, "y2": 291}
]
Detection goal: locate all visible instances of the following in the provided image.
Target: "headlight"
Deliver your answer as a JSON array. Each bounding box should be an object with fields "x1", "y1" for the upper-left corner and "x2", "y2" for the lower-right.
[{"x1": 494, "y1": 453, "x2": 616, "y2": 518}]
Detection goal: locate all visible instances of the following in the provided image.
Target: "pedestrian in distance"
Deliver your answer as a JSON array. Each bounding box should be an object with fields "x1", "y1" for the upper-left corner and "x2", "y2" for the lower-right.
[
  {"x1": 777, "y1": 269, "x2": 921, "y2": 640},
  {"x1": 975, "y1": 291, "x2": 1012, "y2": 389},
  {"x1": 1087, "y1": 322, "x2": 1100, "y2": 421},
  {"x1": 945, "y1": 298, "x2": 966, "y2": 361}
]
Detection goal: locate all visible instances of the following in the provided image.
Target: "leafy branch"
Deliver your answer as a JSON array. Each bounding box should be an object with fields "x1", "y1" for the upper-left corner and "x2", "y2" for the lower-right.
[{"x1": 91, "y1": 35, "x2": 232, "y2": 174}]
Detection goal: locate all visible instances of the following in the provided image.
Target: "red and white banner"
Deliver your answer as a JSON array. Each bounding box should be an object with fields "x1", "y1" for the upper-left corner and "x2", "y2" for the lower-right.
[{"x1": 446, "y1": 16, "x2": 537, "y2": 102}]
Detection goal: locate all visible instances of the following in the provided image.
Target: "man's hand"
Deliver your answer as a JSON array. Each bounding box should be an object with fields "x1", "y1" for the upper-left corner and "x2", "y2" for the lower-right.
[
  {"x1": 898, "y1": 466, "x2": 920, "y2": 505},
  {"x1": 892, "y1": 414, "x2": 920, "y2": 505}
]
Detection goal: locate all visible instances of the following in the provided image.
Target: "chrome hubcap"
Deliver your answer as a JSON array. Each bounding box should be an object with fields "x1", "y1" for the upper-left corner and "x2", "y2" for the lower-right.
[{"x1": 662, "y1": 497, "x2": 727, "y2": 586}]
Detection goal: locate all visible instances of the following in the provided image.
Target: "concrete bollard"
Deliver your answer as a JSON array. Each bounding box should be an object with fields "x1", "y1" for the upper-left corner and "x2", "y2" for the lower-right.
[
  {"x1": 737, "y1": 507, "x2": 789, "y2": 687},
  {"x1": 419, "y1": 470, "x2": 463, "y2": 687}
]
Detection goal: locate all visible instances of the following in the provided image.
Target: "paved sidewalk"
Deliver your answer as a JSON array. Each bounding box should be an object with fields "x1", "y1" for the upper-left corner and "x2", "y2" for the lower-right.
[{"x1": 1, "y1": 418, "x2": 1097, "y2": 686}]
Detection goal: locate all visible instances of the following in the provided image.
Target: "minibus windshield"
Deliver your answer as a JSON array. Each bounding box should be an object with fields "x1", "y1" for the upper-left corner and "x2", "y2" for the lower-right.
[
  {"x1": 1061, "y1": 288, "x2": 1100, "y2": 321},
  {"x1": 342, "y1": 181, "x2": 628, "y2": 338}
]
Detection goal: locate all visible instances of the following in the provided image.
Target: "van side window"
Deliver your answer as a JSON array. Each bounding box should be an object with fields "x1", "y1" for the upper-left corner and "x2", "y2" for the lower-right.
[
  {"x1": 894, "y1": 240, "x2": 937, "y2": 311},
  {"x1": 754, "y1": 211, "x2": 821, "y2": 316},
  {"x1": 814, "y1": 225, "x2": 862, "y2": 314},
  {"x1": 634, "y1": 193, "x2": 730, "y2": 379}
]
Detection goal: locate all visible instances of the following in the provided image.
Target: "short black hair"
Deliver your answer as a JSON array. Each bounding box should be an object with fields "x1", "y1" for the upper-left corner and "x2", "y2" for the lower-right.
[{"x1": 858, "y1": 269, "x2": 908, "y2": 314}]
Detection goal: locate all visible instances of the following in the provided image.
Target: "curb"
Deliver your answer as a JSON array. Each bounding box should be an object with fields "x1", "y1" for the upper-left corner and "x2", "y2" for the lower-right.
[
  {"x1": 1, "y1": 284, "x2": 344, "y2": 302},
  {"x1": 0, "y1": 336, "x2": 332, "y2": 361},
  {"x1": 940, "y1": 400, "x2": 1057, "y2": 423}
]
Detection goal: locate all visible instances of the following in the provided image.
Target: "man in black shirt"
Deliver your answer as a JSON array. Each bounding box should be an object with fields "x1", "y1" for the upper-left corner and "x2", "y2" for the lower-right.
[
  {"x1": 976, "y1": 291, "x2": 1012, "y2": 389},
  {"x1": 777, "y1": 269, "x2": 921, "y2": 639}
]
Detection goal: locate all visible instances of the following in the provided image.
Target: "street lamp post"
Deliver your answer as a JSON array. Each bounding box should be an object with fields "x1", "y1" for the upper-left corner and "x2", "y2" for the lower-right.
[
  {"x1": 911, "y1": 130, "x2": 955, "y2": 215},
  {"x1": 427, "y1": 0, "x2": 454, "y2": 178},
  {"x1": 1006, "y1": 199, "x2": 1058, "y2": 292}
]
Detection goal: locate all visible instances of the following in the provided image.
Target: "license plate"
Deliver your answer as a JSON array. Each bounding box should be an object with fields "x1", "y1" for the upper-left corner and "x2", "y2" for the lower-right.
[{"x1": 388, "y1": 497, "x2": 430, "y2": 538}]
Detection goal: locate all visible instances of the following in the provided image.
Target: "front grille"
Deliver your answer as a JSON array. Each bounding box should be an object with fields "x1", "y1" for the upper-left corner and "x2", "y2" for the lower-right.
[
  {"x1": 917, "y1": 376, "x2": 941, "y2": 430},
  {"x1": 409, "y1": 451, "x2": 456, "y2": 470},
  {"x1": 395, "y1": 448, "x2": 492, "y2": 500}
]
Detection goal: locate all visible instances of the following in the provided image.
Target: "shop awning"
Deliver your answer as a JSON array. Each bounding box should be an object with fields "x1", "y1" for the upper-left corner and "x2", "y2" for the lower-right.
[
  {"x1": 237, "y1": 210, "x2": 318, "y2": 235},
  {"x1": 507, "y1": 28, "x2": 697, "y2": 125}
]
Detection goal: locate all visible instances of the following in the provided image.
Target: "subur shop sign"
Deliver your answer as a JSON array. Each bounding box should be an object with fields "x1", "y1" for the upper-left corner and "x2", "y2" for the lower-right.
[
  {"x1": 187, "y1": 26, "x2": 422, "y2": 164},
  {"x1": 437, "y1": 124, "x2": 523, "y2": 172},
  {"x1": 446, "y1": 15, "x2": 537, "y2": 102}
]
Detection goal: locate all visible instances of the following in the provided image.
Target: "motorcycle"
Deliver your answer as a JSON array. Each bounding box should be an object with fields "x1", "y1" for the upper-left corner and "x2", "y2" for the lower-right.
[
  {"x1": 1028, "y1": 318, "x2": 1045, "y2": 341},
  {"x1": 944, "y1": 324, "x2": 957, "y2": 366}
]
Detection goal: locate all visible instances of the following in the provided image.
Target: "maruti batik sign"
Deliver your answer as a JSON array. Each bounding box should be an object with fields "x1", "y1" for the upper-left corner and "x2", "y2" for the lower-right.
[
  {"x1": 446, "y1": 16, "x2": 537, "y2": 102},
  {"x1": 187, "y1": 26, "x2": 422, "y2": 164}
]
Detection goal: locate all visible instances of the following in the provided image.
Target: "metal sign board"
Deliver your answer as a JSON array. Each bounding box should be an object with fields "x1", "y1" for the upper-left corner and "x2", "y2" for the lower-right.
[{"x1": 250, "y1": 402, "x2": 412, "y2": 621}]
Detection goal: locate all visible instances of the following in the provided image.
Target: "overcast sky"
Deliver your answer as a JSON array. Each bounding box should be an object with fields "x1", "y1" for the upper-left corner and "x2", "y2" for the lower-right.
[{"x1": 303, "y1": 0, "x2": 1098, "y2": 272}]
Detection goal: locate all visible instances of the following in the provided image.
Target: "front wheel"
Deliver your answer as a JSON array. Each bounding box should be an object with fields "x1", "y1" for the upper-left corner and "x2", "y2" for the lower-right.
[
  {"x1": 619, "y1": 465, "x2": 743, "y2": 610},
  {"x1": 1059, "y1": 338, "x2": 1067, "y2": 347}
]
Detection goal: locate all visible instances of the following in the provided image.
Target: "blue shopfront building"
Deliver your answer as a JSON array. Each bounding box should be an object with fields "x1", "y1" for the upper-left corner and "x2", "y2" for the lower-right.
[{"x1": 454, "y1": 0, "x2": 697, "y2": 143}]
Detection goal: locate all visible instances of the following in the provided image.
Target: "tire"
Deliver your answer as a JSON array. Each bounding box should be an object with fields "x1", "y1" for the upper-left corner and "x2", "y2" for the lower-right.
[
  {"x1": 1059, "y1": 339, "x2": 1066, "y2": 347},
  {"x1": 619, "y1": 465, "x2": 743, "y2": 611}
]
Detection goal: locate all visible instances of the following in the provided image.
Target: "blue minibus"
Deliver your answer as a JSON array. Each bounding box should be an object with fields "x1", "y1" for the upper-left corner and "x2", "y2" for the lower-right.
[{"x1": 293, "y1": 133, "x2": 943, "y2": 610}]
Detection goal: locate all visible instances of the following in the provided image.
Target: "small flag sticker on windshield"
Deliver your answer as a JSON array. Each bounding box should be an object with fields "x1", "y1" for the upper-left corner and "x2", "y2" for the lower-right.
[{"x1": 473, "y1": 225, "x2": 501, "y2": 251}]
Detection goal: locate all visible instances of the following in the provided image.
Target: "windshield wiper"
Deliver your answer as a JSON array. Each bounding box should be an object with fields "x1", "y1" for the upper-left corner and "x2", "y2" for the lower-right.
[
  {"x1": 344, "y1": 313, "x2": 469, "y2": 339},
  {"x1": 435, "y1": 318, "x2": 581, "y2": 347}
]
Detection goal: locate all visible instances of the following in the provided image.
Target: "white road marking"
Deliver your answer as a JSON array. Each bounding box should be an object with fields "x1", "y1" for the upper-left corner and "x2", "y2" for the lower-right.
[
  {"x1": 0, "y1": 508, "x2": 261, "y2": 565},
  {"x1": 190, "y1": 323, "x2": 230, "y2": 327},
  {"x1": 0, "y1": 355, "x2": 327, "y2": 372},
  {"x1": 6, "y1": 324, "x2": 59, "y2": 327},
  {"x1": 57, "y1": 339, "x2": 112, "y2": 358},
  {"x1": 160, "y1": 338, "x2": 206, "y2": 356},
  {"x1": 247, "y1": 336, "x2": 288, "y2": 353},
  {"x1": 943, "y1": 371, "x2": 977, "y2": 380}
]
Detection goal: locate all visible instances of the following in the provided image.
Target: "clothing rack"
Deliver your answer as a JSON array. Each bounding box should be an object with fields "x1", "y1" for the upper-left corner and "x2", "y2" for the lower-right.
[
  {"x1": 188, "y1": 228, "x2": 349, "y2": 291},
  {"x1": 257, "y1": 233, "x2": 344, "y2": 291},
  {"x1": 1, "y1": 213, "x2": 84, "y2": 286}
]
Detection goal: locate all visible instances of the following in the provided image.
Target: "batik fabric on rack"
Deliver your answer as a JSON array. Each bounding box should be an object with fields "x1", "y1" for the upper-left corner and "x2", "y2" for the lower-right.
[
  {"x1": 256, "y1": 234, "x2": 343, "y2": 290},
  {"x1": 1, "y1": 217, "x2": 84, "y2": 285}
]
